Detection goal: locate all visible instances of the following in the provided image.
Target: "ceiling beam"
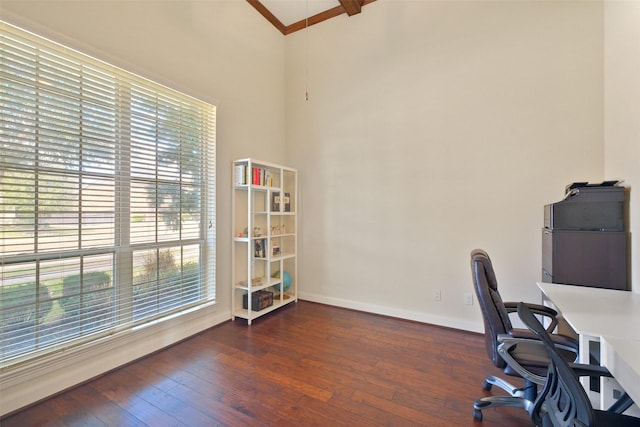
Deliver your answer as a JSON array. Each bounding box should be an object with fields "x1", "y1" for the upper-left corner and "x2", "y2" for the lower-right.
[
  {"x1": 285, "y1": 0, "x2": 376, "y2": 35},
  {"x1": 286, "y1": 5, "x2": 345, "y2": 35},
  {"x1": 338, "y1": 0, "x2": 363, "y2": 17},
  {"x1": 249, "y1": 0, "x2": 377, "y2": 36},
  {"x1": 247, "y1": 0, "x2": 287, "y2": 35}
]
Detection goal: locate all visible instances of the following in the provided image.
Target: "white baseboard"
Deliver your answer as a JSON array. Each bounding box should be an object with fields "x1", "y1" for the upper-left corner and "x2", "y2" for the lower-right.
[
  {"x1": 298, "y1": 291, "x2": 483, "y2": 333},
  {"x1": 1, "y1": 304, "x2": 231, "y2": 417}
]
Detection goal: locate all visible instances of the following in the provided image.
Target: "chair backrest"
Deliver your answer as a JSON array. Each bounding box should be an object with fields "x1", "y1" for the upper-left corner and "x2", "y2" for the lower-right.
[
  {"x1": 470, "y1": 249, "x2": 514, "y2": 368},
  {"x1": 517, "y1": 302, "x2": 594, "y2": 427}
]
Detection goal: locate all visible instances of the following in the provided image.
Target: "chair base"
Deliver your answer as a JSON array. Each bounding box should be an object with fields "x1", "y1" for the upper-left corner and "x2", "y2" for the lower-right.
[
  {"x1": 482, "y1": 375, "x2": 525, "y2": 397},
  {"x1": 473, "y1": 396, "x2": 534, "y2": 421},
  {"x1": 473, "y1": 376, "x2": 536, "y2": 421}
]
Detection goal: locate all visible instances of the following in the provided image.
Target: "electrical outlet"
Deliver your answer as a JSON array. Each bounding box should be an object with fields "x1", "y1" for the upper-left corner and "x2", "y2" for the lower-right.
[
  {"x1": 434, "y1": 290, "x2": 441, "y2": 301},
  {"x1": 464, "y1": 293, "x2": 473, "y2": 305}
]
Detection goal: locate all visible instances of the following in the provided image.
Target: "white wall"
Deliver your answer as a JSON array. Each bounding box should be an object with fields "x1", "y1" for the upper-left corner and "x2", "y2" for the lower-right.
[
  {"x1": 0, "y1": 0, "x2": 286, "y2": 415},
  {"x1": 604, "y1": 0, "x2": 640, "y2": 293},
  {"x1": 286, "y1": 0, "x2": 605, "y2": 331}
]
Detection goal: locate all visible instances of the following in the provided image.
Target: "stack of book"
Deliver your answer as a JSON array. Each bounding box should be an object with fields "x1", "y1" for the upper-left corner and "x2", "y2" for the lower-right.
[{"x1": 234, "y1": 164, "x2": 274, "y2": 187}]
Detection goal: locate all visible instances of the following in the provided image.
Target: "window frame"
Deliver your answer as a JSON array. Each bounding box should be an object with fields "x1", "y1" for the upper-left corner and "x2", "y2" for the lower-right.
[{"x1": 0, "y1": 20, "x2": 216, "y2": 368}]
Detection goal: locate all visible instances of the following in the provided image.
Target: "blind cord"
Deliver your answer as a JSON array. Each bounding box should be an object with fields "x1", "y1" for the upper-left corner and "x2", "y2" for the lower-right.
[{"x1": 305, "y1": 0, "x2": 309, "y2": 101}]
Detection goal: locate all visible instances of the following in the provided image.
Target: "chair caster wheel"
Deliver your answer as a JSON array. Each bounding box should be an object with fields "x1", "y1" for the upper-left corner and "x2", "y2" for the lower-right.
[
  {"x1": 473, "y1": 409, "x2": 483, "y2": 421},
  {"x1": 482, "y1": 380, "x2": 492, "y2": 391}
]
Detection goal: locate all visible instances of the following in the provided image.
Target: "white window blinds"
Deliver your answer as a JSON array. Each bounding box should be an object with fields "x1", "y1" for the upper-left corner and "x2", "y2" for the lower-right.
[{"x1": 0, "y1": 21, "x2": 216, "y2": 367}]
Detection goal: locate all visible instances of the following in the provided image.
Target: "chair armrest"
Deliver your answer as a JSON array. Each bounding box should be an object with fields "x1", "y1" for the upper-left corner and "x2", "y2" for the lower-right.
[
  {"x1": 497, "y1": 335, "x2": 548, "y2": 385},
  {"x1": 505, "y1": 301, "x2": 558, "y2": 333},
  {"x1": 497, "y1": 333, "x2": 579, "y2": 385},
  {"x1": 504, "y1": 301, "x2": 518, "y2": 312},
  {"x1": 505, "y1": 301, "x2": 557, "y2": 317},
  {"x1": 568, "y1": 363, "x2": 612, "y2": 378}
]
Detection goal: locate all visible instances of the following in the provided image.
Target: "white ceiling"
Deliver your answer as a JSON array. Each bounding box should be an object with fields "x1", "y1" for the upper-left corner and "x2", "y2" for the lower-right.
[{"x1": 260, "y1": 0, "x2": 341, "y2": 26}]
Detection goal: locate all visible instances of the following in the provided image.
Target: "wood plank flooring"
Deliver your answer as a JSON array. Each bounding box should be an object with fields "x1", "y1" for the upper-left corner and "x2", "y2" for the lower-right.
[{"x1": 2, "y1": 301, "x2": 533, "y2": 426}]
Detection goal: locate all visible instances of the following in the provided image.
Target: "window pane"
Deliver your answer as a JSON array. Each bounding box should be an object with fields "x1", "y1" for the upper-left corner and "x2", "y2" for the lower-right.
[
  {"x1": 180, "y1": 184, "x2": 201, "y2": 240},
  {"x1": 80, "y1": 178, "x2": 115, "y2": 248},
  {"x1": 0, "y1": 171, "x2": 35, "y2": 255},
  {"x1": 133, "y1": 248, "x2": 164, "y2": 320},
  {"x1": 182, "y1": 244, "x2": 201, "y2": 303},
  {"x1": 37, "y1": 173, "x2": 80, "y2": 252},
  {"x1": 41, "y1": 257, "x2": 81, "y2": 344},
  {"x1": 0, "y1": 261, "x2": 40, "y2": 357},
  {"x1": 157, "y1": 183, "x2": 182, "y2": 241},
  {"x1": 132, "y1": 246, "x2": 201, "y2": 321},
  {"x1": 44, "y1": 254, "x2": 114, "y2": 342}
]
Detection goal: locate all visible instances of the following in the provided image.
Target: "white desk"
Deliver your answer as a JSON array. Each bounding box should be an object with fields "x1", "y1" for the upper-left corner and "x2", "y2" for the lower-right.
[
  {"x1": 537, "y1": 282, "x2": 640, "y2": 412},
  {"x1": 602, "y1": 336, "x2": 640, "y2": 407},
  {"x1": 537, "y1": 282, "x2": 640, "y2": 341}
]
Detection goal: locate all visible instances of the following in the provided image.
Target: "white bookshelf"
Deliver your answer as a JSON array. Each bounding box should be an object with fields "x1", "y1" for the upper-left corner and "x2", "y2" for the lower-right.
[{"x1": 231, "y1": 159, "x2": 297, "y2": 324}]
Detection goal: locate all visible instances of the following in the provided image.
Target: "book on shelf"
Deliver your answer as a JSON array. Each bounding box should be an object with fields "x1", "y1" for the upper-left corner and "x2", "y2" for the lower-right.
[
  {"x1": 249, "y1": 166, "x2": 274, "y2": 187},
  {"x1": 271, "y1": 191, "x2": 280, "y2": 212},
  {"x1": 233, "y1": 165, "x2": 247, "y2": 185},
  {"x1": 234, "y1": 164, "x2": 246, "y2": 186},
  {"x1": 254, "y1": 238, "x2": 266, "y2": 258},
  {"x1": 284, "y1": 192, "x2": 291, "y2": 212}
]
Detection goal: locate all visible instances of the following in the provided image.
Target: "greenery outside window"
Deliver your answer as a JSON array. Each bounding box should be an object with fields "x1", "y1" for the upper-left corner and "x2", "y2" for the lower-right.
[{"x1": 0, "y1": 21, "x2": 216, "y2": 367}]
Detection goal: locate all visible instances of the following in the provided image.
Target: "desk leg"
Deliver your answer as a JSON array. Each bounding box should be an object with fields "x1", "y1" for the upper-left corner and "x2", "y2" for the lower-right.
[
  {"x1": 578, "y1": 334, "x2": 592, "y2": 365},
  {"x1": 579, "y1": 334, "x2": 639, "y2": 413},
  {"x1": 579, "y1": 334, "x2": 603, "y2": 408},
  {"x1": 601, "y1": 377, "x2": 625, "y2": 410},
  {"x1": 580, "y1": 335, "x2": 627, "y2": 411},
  {"x1": 541, "y1": 296, "x2": 611, "y2": 410}
]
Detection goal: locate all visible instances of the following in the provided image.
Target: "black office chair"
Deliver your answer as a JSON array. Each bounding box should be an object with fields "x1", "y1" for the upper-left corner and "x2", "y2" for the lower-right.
[
  {"x1": 471, "y1": 249, "x2": 579, "y2": 421},
  {"x1": 517, "y1": 302, "x2": 640, "y2": 427}
]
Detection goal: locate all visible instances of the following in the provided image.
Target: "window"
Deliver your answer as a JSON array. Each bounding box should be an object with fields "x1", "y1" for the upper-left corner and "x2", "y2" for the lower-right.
[{"x1": 0, "y1": 21, "x2": 216, "y2": 366}]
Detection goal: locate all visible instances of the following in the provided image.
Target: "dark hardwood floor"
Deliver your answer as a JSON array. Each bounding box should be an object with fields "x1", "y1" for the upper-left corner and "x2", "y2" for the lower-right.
[{"x1": 2, "y1": 301, "x2": 532, "y2": 426}]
